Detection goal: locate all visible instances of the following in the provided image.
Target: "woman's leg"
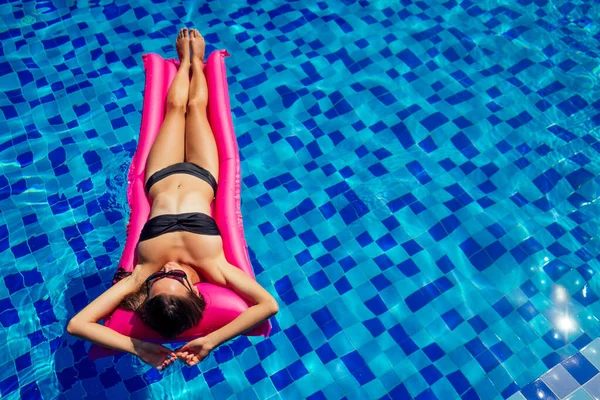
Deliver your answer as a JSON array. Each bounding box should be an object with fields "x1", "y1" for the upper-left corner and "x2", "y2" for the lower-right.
[
  {"x1": 144, "y1": 28, "x2": 191, "y2": 190},
  {"x1": 184, "y1": 29, "x2": 219, "y2": 184}
]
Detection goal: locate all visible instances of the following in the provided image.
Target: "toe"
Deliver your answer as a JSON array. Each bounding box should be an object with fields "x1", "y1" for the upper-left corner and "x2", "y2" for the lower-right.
[{"x1": 183, "y1": 27, "x2": 188, "y2": 38}]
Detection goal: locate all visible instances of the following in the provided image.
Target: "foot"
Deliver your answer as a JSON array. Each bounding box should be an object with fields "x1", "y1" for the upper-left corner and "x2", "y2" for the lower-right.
[
  {"x1": 176, "y1": 28, "x2": 190, "y2": 64},
  {"x1": 190, "y1": 29, "x2": 205, "y2": 65}
]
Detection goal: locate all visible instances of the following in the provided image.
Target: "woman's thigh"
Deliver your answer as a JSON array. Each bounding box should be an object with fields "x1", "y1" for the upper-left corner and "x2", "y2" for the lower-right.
[
  {"x1": 144, "y1": 106, "x2": 186, "y2": 186},
  {"x1": 184, "y1": 104, "x2": 219, "y2": 184}
]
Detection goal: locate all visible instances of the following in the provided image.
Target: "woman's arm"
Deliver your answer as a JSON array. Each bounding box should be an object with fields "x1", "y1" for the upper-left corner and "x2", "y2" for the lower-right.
[
  {"x1": 205, "y1": 258, "x2": 279, "y2": 347},
  {"x1": 66, "y1": 268, "x2": 148, "y2": 355}
]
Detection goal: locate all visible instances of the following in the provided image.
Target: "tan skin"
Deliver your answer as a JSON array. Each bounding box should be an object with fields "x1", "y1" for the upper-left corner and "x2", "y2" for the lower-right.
[{"x1": 67, "y1": 28, "x2": 278, "y2": 371}]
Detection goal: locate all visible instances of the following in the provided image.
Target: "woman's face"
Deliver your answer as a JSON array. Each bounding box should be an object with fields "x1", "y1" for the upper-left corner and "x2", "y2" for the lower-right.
[{"x1": 147, "y1": 262, "x2": 199, "y2": 298}]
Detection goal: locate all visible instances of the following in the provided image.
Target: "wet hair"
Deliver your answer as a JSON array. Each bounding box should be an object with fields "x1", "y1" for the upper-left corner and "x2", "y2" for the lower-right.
[{"x1": 118, "y1": 284, "x2": 206, "y2": 339}]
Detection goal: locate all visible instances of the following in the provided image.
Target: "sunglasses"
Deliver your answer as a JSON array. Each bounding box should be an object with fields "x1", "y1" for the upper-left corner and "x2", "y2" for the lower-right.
[{"x1": 144, "y1": 269, "x2": 193, "y2": 296}]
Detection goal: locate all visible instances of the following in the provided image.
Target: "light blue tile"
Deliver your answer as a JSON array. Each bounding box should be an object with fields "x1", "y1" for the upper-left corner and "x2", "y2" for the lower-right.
[
  {"x1": 582, "y1": 340, "x2": 600, "y2": 370},
  {"x1": 584, "y1": 374, "x2": 600, "y2": 400},
  {"x1": 508, "y1": 392, "x2": 527, "y2": 400},
  {"x1": 542, "y1": 364, "x2": 580, "y2": 399},
  {"x1": 565, "y1": 388, "x2": 594, "y2": 400}
]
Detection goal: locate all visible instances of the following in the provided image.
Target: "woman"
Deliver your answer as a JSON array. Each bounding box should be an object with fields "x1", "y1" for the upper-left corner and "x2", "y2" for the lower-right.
[{"x1": 67, "y1": 28, "x2": 279, "y2": 371}]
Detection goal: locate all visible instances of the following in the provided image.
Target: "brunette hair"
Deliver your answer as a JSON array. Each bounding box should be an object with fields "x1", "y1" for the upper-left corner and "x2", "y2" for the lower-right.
[{"x1": 119, "y1": 283, "x2": 206, "y2": 339}]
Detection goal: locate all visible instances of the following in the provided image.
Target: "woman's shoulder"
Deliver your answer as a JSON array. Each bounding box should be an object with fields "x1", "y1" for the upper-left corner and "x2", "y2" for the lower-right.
[{"x1": 192, "y1": 255, "x2": 227, "y2": 286}]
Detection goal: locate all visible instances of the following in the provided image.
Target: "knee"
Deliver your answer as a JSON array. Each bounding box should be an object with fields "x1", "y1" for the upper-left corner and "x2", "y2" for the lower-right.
[
  {"x1": 166, "y1": 98, "x2": 187, "y2": 112},
  {"x1": 187, "y1": 98, "x2": 208, "y2": 111}
]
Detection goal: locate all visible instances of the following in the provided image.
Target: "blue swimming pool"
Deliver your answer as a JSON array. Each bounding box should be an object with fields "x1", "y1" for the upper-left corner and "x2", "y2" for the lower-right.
[{"x1": 1, "y1": 0, "x2": 600, "y2": 399}]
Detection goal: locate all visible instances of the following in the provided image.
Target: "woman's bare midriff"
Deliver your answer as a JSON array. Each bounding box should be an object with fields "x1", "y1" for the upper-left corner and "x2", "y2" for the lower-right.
[{"x1": 136, "y1": 174, "x2": 227, "y2": 286}]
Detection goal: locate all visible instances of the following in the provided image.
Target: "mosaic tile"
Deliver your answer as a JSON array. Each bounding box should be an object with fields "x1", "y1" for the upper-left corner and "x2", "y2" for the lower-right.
[
  {"x1": 511, "y1": 339, "x2": 600, "y2": 400},
  {"x1": 1, "y1": 0, "x2": 600, "y2": 399}
]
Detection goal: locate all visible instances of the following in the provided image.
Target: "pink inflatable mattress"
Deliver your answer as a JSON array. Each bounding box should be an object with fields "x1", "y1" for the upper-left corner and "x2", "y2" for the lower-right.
[{"x1": 89, "y1": 51, "x2": 272, "y2": 360}]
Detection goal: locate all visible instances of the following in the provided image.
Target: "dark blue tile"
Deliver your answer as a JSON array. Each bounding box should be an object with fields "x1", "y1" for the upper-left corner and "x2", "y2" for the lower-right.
[
  {"x1": 465, "y1": 338, "x2": 486, "y2": 357},
  {"x1": 490, "y1": 341, "x2": 512, "y2": 362},
  {"x1": 405, "y1": 283, "x2": 441, "y2": 312},
  {"x1": 204, "y1": 367, "x2": 225, "y2": 388},
  {"x1": 401, "y1": 239, "x2": 423, "y2": 256},
  {"x1": 365, "y1": 295, "x2": 388, "y2": 316},
  {"x1": 124, "y1": 376, "x2": 146, "y2": 392},
  {"x1": 521, "y1": 380, "x2": 557, "y2": 400},
  {"x1": 420, "y1": 364, "x2": 442, "y2": 385},
  {"x1": 573, "y1": 333, "x2": 593, "y2": 350},
  {"x1": 245, "y1": 364, "x2": 268, "y2": 384},
  {"x1": 363, "y1": 317, "x2": 385, "y2": 337},
  {"x1": 501, "y1": 382, "x2": 520, "y2": 399},
  {"x1": 442, "y1": 309, "x2": 464, "y2": 330},
  {"x1": 256, "y1": 339, "x2": 276, "y2": 360},
  {"x1": 517, "y1": 301, "x2": 538, "y2": 322},
  {"x1": 542, "y1": 329, "x2": 568, "y2": 350},
  {"x1": 376, "y1": 233, "x2": 397, "y2": 251},
  {"x1": 476, "y1": 349, "x2": 500, "y2": 373},
  {"x1": 492, "y1": 297, "x2": 513, "y2": 317},
  {"x1": 316, "y1": 343, "x2": 336, "y2": 364},
  {"x1": 562, "y1": 352, "x2": 598, "y2": 384},
  {"x1": 288, "y1": 359, "x2": 309, "y2": 381},
  {"x1": 543, "y1": 260, "x2": 569, "y2": 281},
  {"x1": 398, "y1": 259, "x2": 420, "y2": 277},
  {"x1": 423, "y1": 343, "x2": 444, "y2": 362},
  {"x1": 99, "y1": 366, "x2": 122, "y2": 389},
  {"x1": 341, "y1": 351, "x2": 375, "y2": 384}
]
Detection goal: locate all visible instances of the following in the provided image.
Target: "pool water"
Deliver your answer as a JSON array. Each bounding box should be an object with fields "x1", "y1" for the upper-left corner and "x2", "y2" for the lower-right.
[{"x1": 1, "y1": 0, "x2": 600, "y2": 399}]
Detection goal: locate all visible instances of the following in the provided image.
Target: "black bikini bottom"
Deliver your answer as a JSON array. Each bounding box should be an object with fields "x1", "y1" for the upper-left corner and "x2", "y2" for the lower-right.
[
  {"x1": 139, "y1": 212, "x2": 221, "y2": 242},
  {"x1": 145, "y1": 162, "x2": 218, "y2": 196}
]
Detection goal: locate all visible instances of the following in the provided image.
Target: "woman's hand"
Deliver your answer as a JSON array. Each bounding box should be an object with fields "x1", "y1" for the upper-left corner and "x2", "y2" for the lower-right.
[
  {"x1": 174, "y1": 336, "x2": 217, "y2": 367},
  {"x1": 136, "y1": 341, "x2": 177, "y2": 371}
]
